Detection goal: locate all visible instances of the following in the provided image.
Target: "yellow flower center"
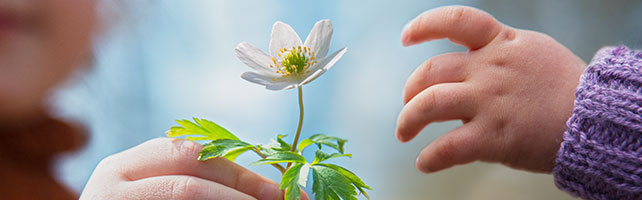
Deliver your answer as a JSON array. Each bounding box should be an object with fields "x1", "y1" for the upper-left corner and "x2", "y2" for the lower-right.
[{"x1": 270, "y1": 46, "x2": 317, "y2": 81}]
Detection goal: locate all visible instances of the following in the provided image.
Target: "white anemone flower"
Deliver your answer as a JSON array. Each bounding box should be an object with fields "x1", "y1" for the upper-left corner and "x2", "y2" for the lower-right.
[{"x1": 234, "y1": 19, "x2": 347, "y2": 90}]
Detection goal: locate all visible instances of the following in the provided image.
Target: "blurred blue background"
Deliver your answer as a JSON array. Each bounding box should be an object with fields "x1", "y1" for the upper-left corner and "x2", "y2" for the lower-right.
[{"x1": 52, "y1": 0, "x2": 641, "y2": 199}]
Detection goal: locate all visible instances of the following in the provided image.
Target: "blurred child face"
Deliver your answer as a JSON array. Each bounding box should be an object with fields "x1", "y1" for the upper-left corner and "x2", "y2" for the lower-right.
[{"x1": 0, "y1": 0, "x2": 95, "y2": 119}]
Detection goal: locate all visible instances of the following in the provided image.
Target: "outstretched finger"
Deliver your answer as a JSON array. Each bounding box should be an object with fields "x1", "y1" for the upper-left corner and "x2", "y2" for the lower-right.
[
  {"x1": 403, "y1": 52, "x2": 469, "y2": 104},
  {"x1": 123, "y1": 175, "x2": 258, "y2": 200},
  {"x1": 415, "y1": 121, "x2": 493, "y2": 173},
  {"x1": 396, "y1": 82, "x2": 477, "y2": 142},
  {"x1": 101, "y1": 138, "x2": 282, "y2": 200},
  {"x1": 401, "y1": 6, "x2": 503, "y2": 50}
]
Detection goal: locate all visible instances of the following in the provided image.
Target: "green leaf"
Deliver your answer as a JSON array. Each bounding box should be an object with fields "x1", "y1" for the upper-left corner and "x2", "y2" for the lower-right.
[
  {"x1": 256, "y1": 144, "x2": 278, "y2": 156},
  {"x1": 297, "y1": 139, "x2": 315, "y2": 152},
  {"x1": 166, "y1": 118, "x2": 239, "y2": 141},
  {"x1": 198, "y1": 139, "x2": 253, "y2": 161},
  {"x1": 276, "y1": 134, "x2": 293, "y2": 151},
  {"x1": 257, "y1": 135, "x2": 294, "y2": 157},
  {"x1": 315, "y1": 163, "x2": 372, "y2": 199},
  {"x1": 193, "y1": 118, "x2": 238, "y2": 140},
  {"x1": 257, "y1": 144, "x2": 289, "y2": 158},
  {"x1": 222, "y1": 145, "x2": 255, "y2": 161},
  {"x1": 298, "y1": 134, "x2": 347, "y2": 153},
  {"x1": 311, "y1": 165, "x2": 358, "y2": 200},
  {"x1": 184, "y1": 136, "x2": 212, "y2": 141},
  {"x1": 251, "y1": 151, "x2": 306, "y2": 165},
  {"x1": 312, "y1": 150, "x2": 352, "y2": 164},
  {"x1": 281, "y1": 163, "x2": 304, "y2": 200}
]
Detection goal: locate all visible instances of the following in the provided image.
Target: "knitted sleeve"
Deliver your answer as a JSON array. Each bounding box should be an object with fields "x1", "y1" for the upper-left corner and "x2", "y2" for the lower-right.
[{"x1": 553, "y1": 46, "x2": 642, "y2": 199}]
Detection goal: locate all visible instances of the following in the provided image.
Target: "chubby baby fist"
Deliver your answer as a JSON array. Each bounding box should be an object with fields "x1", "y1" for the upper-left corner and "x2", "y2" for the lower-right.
[{"x1": 396, "y1": 6, "x2": 586, "y2": 173}]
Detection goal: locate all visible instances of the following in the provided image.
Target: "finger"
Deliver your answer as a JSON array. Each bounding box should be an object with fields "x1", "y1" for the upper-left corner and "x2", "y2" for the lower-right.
[
  {"x1": 403, "y1": 52, "x2": 469, "y2": 104},
  {"x1": 101, "y1": 138, "x2": 282, "y2": 200},
  {"x1": 415, "y1": 121, "x2": 492, "y2": 173},
  {"x1": 123, "y1": 175, "x2": 256, "y2": 200},
  {"x1": 401, "y1": 6, "x2": 503, "y2": 50},
  {"x1": 396, "y1": 83, "x2": 477, "y2": 142}
]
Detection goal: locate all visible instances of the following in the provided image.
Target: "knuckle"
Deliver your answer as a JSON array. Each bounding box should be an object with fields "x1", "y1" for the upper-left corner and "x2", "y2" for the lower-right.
[
  {"x1": 233, "y1": 169, "x2": 256, "y2": 194},
  {"x1": 500, "y1": 28, "x2": 517, "y2": 41},
  {"x1": 444, "y1": 6, "x2": 470, "y2": 24},
  {"x1": 421, "y1": 59, "x2": 435, "y2": 79},
  {"x1": 95, "y1": 153, "x2": 132, "y2": 181},
  {"x1": 426, "y1": 87, "x2": 439, "y2": 111},
  {"x1": 170, "y1": 177, "x2": 201, "y2": 200},
  {"x1": 436, "y1": 137, "x2": 457, "y2": 163}
]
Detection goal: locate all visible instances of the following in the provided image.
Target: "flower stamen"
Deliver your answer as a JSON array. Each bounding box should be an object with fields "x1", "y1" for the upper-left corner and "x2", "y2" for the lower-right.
[{"x1": 272, "y1": 45, "x2": 318, "y2": 77}]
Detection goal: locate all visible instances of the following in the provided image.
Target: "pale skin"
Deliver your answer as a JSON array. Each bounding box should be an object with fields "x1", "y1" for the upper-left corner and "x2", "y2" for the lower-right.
[
  {"x1": 396, "y1": 6, "x2": 587, "y2": 173},
  {"x1": 81, "y1": 138, "x2": 287, "y2": 200},
  {"x1": 1, "y1": 1, "x2": 291, "y2": 199}
]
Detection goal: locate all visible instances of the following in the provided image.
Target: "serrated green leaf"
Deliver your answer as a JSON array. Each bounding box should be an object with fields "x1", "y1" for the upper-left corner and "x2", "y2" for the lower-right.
[
  {"x1": 311, "y1": 165, "x2": 357, "y2": 200},
  {"x1": 314, "y1": 163, "x2": 371, "y2": 199},
  {"x1": 166, "y1": 126, "x2": 194, "y2": 138},
  {"x1": 193, "y1": 118, "x2": 239, "y2": 140},
  {"x1": 251, "y1": 151, "x2": 306, "y2": 165},
  {"x1": 281, "y1": 163, "x2": 304, "y2": 200},
  {"x1": 198, "y1": 139, "x2": 252, "y2": 161},
  {"x1": 166, "y1": 118, "x2": 239, "y2": 142},
  {"x1": 298, "y1": 134, "x2": 347, "y2": 153},
  {"x1": 176, "y1": 120, "x2": 209, "y2": 135}
]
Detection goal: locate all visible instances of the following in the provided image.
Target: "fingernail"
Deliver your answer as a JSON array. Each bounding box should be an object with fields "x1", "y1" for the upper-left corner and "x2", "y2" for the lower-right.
[
  {"x1": 257, "y1": 182, "x2": 281, "y2": 200},
  {"x1": 401, "y1": 35, "x2": 411, "y2": 46},
  {"x1": 401, "y1": 20, "x2": 414, "y2": 46},
  {"x1": 415, "y1": 157, "x2": 428, "y2": 173},
  {"x1": 395, "y1": 130, "x2": 404, "y2": 142},
  {"x1": 415, "y1": 158, "x2": 423, "y2": 171},
  {"x1": 415, "y1": 156, "x2": 435, "y2": 173},
  {"x1": 401, "y1": 29, "x2": 412, "y2": 46}
]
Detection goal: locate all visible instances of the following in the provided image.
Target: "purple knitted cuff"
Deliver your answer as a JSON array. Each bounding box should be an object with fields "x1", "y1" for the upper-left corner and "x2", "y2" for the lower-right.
[{"x1": 553, "y1": 46, "x2": 642, "y2": 200}]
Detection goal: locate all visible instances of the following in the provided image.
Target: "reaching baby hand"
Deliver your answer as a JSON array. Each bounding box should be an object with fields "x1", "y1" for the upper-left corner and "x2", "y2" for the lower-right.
[{"x1": 396, "y1": 6, "x2": 586, "y2": 173}]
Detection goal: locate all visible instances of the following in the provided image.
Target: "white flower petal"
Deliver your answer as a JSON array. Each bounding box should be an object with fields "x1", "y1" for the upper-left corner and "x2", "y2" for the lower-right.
[
  {"x1": 267, "y1": 81, "x2": 297, "y2": 91},
  {"x1": 300, "y1": 47, "x2": 347, "y2": 85},
  {"x1": 300, "y1": 69, "x2": 326, "y2": 86},
  {"x1": 304, "y1": 19, "x2": 332, "y2": 58},
  {"x1": 241, "y1": 71, "x2": 275, "y2": 86},
  {"x1": 269, "y1": 21, "x2": 303, "y2": 58},
  {"x1": 242, "y1": 72, "x2": 298, "y2": 91},
  {"x1": 235, "y1": 42, "x2": 277, "y2": 76}
]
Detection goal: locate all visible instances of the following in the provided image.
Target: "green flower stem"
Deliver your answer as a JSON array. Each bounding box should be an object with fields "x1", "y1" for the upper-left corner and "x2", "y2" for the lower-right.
[
  {"x1": 252, "y1": 148, "x2": 286, "y2": 174},
  {"x1": 287, "y1": 86, "x2": 305, "y2": 168}
]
